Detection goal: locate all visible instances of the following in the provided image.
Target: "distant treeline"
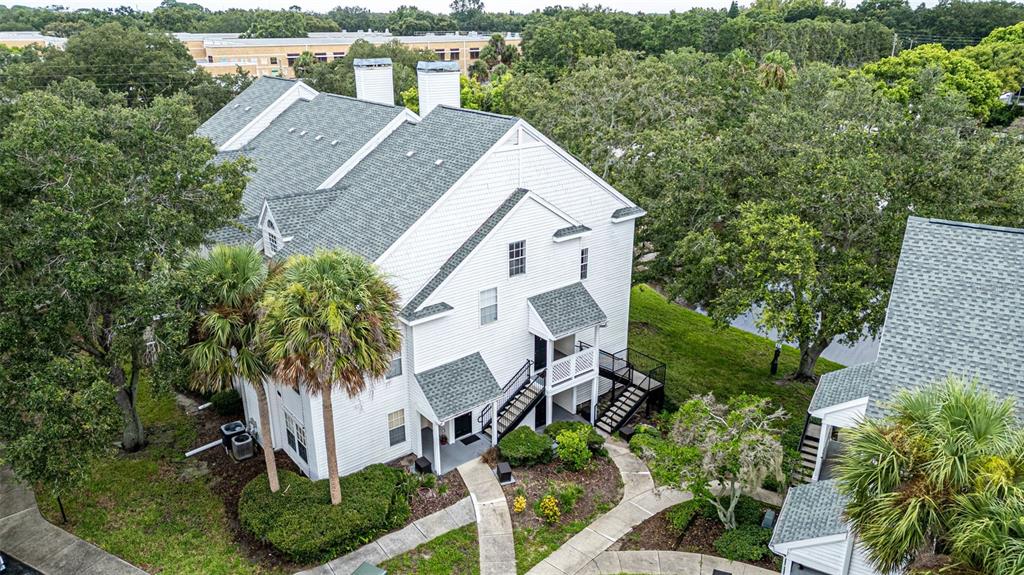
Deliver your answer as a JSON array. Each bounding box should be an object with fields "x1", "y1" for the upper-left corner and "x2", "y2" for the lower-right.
[{"x1": 2, "y1": 0, "x2": 1024, "y2": 51}]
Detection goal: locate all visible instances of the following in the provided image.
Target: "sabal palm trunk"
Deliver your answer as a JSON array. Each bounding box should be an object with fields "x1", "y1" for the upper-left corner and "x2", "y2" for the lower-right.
[
  {"x1": 322, "y1": 387, "x2": 342, "y2": 505},
  {"x1": 254, "y1": 381, "x2": 280, "y2": 492}
]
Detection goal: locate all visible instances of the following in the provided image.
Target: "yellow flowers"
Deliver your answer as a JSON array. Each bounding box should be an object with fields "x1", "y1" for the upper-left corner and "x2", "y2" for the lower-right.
[
  {"x1": 539, "y1": 494, "x2": 561, "y2": 524},
  {"x1": 513, "y1": 495, "x2": 527, "y2": 513}
]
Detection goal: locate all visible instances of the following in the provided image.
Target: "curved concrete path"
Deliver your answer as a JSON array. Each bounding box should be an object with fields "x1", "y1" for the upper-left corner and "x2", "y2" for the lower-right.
[
  {"x1": 584, "y1": 551, "x2": 778, "y2": 575},
  {"x1": 458, "y1": 459, "x2": 516, "y2": 575},
  {"x1": 527, "y1": 437, "x2": 690, "y2": 575},
  {"x1": 295, "y1": 496, "x2": 475, "y2": 574},
  {"x1": 0, "y1": 466, "x2": 145, "y2": 575}
]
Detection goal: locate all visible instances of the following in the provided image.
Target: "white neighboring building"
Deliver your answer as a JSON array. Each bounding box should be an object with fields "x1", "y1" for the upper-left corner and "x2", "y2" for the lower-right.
[
  {"x1": 771, "y1": 217, "x2": 1024, "y2": 575},
  {"x1": 199, "y1": 59, "x2": 664, "y2": 478}
]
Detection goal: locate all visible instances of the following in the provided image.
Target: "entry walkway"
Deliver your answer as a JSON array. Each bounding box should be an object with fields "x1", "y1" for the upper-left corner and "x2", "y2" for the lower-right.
[
  {"x1": 458, "y1": 458, "x2": 516, "y2": 575},
  {"x1": 583, "y1": 551, "x2": 778, "y2": 575},
  {"x1": 527, "y1": 438, "x2": 690, "y2": 575},
  {"x1": 0, "y1": 467, "x2": 145, "y2": 575}
]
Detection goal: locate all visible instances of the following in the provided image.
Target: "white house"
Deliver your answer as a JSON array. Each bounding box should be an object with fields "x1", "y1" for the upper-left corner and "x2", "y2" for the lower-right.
[
  {"x1": 199, "y1": 59, "x2": 664, "y2": 478},
  {"x1": 771, "y1": 217, "x2": 1024, "y2": 575}
]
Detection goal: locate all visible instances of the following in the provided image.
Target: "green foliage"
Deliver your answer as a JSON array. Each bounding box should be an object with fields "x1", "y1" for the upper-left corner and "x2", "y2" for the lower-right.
[
  {"x1": 293, "y1": 39, "x2": 435, "y2": 104},
  {"x1": 733, "y1": 494, "x2": 768, "y2": 527},
  {"x1": 545, "y1": 481, "x2": 584, "y2": 514},
  {"x1": 713, "y1": 525, "x2": 772, "y2": 562},
  {"x1": 629, "y1": 423, "x2": 702, "y2": 487},
  {"x1": 498, "y1": 427, "x2": 554, "y2": 467},
  {"x1": 239, "y1": 466, "x2": 413, "y2": 563},
  {"x1": 536, "y1": 494, "x2": 561, "y2": 524},
  {"x1": 521, "y1": 14, "x2": 617, "y2": 79},
  {"x1": 960, "y1": 21, "x2": 1024, "y2": 92},
  {"x1": 665, "y1": 499, "x2": 709, "y2": 535},
  {"x1": 240, "y1": 10, "x2": 308, "y2": 39},
  {"x1": 379, "y1": 523, "x2": 479, "y2": 575},
  {"x1": 208, "y1": 388, "x2": 243, "y2": 416},
  {"x1": 861, "y1": 43, "x2": 1004, "y2": 120},
  {"x1": 556, "y1": 427, "x2": 593, "y2": 471},
  {"x1": 544, "y1": 421, "x2": 605, "y2": 451}
]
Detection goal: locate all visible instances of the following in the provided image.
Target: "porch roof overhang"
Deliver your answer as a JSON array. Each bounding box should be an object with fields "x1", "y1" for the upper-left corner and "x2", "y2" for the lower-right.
[
  {"x1": 808, "y1": 362, "x2": 875, "y2": 416},
  {"x1": 527, "y1": 282, "x2": 607, "y2": 340},
  {"x1": 414, "y1": 352, "x2": 502, "y2": 421},
  {"x1": 769, "y1": 479, "x2": 850, "y2": 553}
]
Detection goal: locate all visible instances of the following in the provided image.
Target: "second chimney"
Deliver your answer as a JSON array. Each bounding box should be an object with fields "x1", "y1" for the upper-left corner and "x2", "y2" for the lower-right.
[
  {"x1": 417, "y1": 61, "x2": 461, "y2": 116},
  {"x1": 353, "y1": 58, "x2": 394, "y2": 105}
]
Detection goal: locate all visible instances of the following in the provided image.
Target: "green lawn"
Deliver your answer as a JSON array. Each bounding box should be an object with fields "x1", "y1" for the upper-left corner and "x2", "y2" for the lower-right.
[
  {"x1": 37, "y1": 378, "x2": 286, "y2": 575},
  {"x1": 513, "y1": 498, "x2": 616, "y2": 574},
  {"x1": 627, "y1": 284, "x2": 843, "y2": 442},
  {"x1": 380, "y1": 523, "x2": 479, "y2": 575}
]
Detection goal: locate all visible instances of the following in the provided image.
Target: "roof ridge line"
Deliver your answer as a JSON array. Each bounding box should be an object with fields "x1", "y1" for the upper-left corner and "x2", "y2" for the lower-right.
[
  {"x1": 920, "y1": 216, "x2": 1024, "y2": 236},
  {"x1": 432, "y1": 104, "x2": 518, "y2": 121}
]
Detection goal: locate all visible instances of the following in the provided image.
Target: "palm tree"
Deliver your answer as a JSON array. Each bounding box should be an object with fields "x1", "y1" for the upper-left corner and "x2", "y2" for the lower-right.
[
  {"x1": 186, "y1": 244, "x2": 280, "y2": 492},
  {"x1": 948, "y1": 489, "x2": 1024, "y2": 574},
  {"x1": 837, "y1": 376, "x2": 1023, "y2": 573},
  {"x1": 259, "y1": 250, "x2": 401, "y2": 505}
]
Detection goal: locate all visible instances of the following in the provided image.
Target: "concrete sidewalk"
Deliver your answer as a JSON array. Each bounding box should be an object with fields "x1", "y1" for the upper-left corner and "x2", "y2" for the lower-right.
[
  {"x1": 583, "y1": 550, "x2": 778, "y2": 575},
  {"x1": 295, "y1": 496, "x2": 475, "y2": 575},
  {"x1": 458, "y1": 459, "x2": 516, "y2": 575},
  {"x1": 0, "y1": 467, "x2": 145, "y2": 575}
]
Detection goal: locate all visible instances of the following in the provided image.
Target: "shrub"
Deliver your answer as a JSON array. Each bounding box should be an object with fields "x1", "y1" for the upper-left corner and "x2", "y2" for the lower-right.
[
  {"x1": 499, "y1": 427, "x2": 553, "y2": 467},
  {"x1": 418, "y1": 473, "x2": 436, "y2": 490},
  {"x1": 537, "y1": 494, "x2": 560, "y2": 524},
  {"x1": 556, "y1": 427, "x2": 592, "y2": 471},
  {"x1": 210, "y1": 388, "x2": 243, "y2": 416},
  {"x1": 628, "y1": 424, "x2": 701, "y2": 486},
  {"x1": 544, "y1": 421, "x2": 604, "y2": 451},
  {"x1": 239, "y1": 466, "x2": 413, "y2": 563},
  {"x1": 733, "y1": 495, "x2": 767, "y2": 526},
  {"x1": 713, "y1": 525, "x2": 772, "y2": 562},
  {"x1": 513, "y1": 495, "x2": 527, "y2": 513},
  {"x1": 665, "y1": 499, "x2": 710, "y2": 535},
  {"x1": 548, "y1": 481, "x2": 584, "y2": 514}
]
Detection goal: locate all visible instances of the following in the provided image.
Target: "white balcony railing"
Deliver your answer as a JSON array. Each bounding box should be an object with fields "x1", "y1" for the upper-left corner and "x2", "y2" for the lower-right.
[{"x1": 547, "y1": 348, "x2": 598, "y2": 389}]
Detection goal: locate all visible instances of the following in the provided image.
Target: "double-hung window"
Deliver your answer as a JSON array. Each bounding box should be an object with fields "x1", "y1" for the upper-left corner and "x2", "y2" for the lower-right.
[
  {"x1": 508, "y1": 240, "x2": 526, "y2": 277},
  {"x1": 388, "y1": 409, "x2": 406, "y2": 446},
  {"x1": 480, "y1": 288, "x2": 498, "y2": 325},
  {"x1": 386, "y1": 352, "x2": 402, "y2": 379},
  {"x1": 580, "y1": 247, "x2": 589, "y2": 280},
  {"x1": 284, "y1": 410, "x2": 308, "y2": 462}
]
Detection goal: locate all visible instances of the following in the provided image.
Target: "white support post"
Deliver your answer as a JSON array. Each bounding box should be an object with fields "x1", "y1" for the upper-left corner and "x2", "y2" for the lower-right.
[
  {"x1": 545, "y1": 339, "x2": 555, "y2": 426},
  {"x1": 491, "y1": 400, "x2": 498, "y2": 446},
  {"x1": 433, "y1": 421, "x2": 442, "y2": 475},
  {"x1": 812, "y1": 422, "x2": 831, "y2": 481},
  {"x1": 591, "y1": 325, "x2": 600, "y2": 424}
]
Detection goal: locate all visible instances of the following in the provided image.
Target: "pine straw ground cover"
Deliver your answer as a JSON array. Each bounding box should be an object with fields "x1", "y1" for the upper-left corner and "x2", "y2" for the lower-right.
[{"x1": 503, "y1": 453, "x2": 623, "y2": 574}]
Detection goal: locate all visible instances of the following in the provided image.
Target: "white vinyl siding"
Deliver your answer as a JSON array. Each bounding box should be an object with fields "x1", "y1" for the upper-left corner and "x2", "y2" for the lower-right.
[{"x1": 479, "y1": 288, "x2": 498, "y2": 324}]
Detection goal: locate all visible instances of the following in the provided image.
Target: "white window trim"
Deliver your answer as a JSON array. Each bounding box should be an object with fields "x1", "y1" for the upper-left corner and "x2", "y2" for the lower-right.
[
  {"x1": 580, "y1": 247, "x2": 589, "y2": 280},
  {"x1": 508, "y1": 239, "x2": 526, "y2": 277},
  {"x1": 479, "y1": 287, "x2": 498, "y2": 325},
  {"x1": 387, "y1": 409, "x2": 406, "y2": 447},
  {"x1": 283, "y1": 408, "x2": 308, "y2": 463}
]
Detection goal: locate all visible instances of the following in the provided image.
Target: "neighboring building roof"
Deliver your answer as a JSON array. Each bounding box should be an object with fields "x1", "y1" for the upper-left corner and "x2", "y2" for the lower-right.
[
  {"x1": 266, "y1": 189, "x2": 345, "y2": 238},
  {"x1": 866, "y1": 217, "x2": 1024, "y2": 420},
  {"x1": 528, "y1": 282, "x2": 607, "y2": 339},
  {"x1": 353, "y1": 57, "x2": 392, "y2": 67},
  {"x1": 417, "y1": 61, "x2": 460, "y2": 72},
  {"x1": 611, "y1": 206, "x2": 646, "y2": 220},
  {"x1": 403, "y1": 302, "x2": 454, "y2": 323},
  {"x1": 207, "y1": 215, "x2": 259, "y2": 245},
  {"x1": 415, "y1": 352, "x2": 502, "y2": 421},
  {"x1": 770, "y1": 480, "x2": 850, "y2": 547},
  {"x1": 197, "y1": 76, "x2": 296, "y2": 147},
  {"x1": 401, "y1": 189, "x2": 529, "y2": 319},
  {"x1": 553, "y1": 224, "x2": 591, "y2": 239},
  {"x1": 809, "y1": 362, "x2": 875, "y2": 413},
  {"x1": 278, "y1": 106, "x2": 517, "y2": 260}
]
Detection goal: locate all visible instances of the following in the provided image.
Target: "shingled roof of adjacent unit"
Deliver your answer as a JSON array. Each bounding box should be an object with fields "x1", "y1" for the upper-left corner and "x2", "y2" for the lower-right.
[
  {"x1": 770, "y1": 480, "x2": 850, "y2": 547},
  {"x1": 197, "y1": 76, "x2": 296, "y2": 147},
  {"x1": 808, "y1": 361, "x2": 875, "y2": 413},
  {"x1": 277, "y1": 106, "x2": 518, "y2": 260},
  {"x1": 864, "y1": 217, "x2": 1024, "y2": 420}
]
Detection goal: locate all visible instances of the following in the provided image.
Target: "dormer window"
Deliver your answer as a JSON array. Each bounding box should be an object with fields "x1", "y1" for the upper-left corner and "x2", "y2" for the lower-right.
[{"x1": 262, "y1": 209, "x2": 283, "y2": 256}]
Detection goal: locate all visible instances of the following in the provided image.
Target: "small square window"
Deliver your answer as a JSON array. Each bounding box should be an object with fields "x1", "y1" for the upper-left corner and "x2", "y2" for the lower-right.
[
  {"x1": 314, "y1": 52, "x2": 327, "y2": 62},
  {"x1": 469, "y1": 47, "x2": 480, "y2": 59},
  {"x1": 480, "y1": 288, "x2": 497, "y2": 325},
  {"x1": 434, "y1": 48, "x2": 446, "y2": 60},
  {"x1": 450, "y1": 48, "x2": 460, "y2": 60},
  {"x1": 388, "y1": 409, "x2": 406, "y2": 446},
  {"x1": 333, "y1": 51, "x2": 345, "y2": 59},
  {"x1": 580, "y1": 247, "x2": 589, "y2": 280},
  {"x1": 287, "y1": 53, "x2": 300, "y2": 66},
  {"x1": 386, "y1": 353, "x2": 402, "y2": 379},
  {"x1": 270, "y1": 56, "x2": 279, "y2": 65},
  {"x1": 508, "y1": 240, "x2": 526, "y2": 277}
]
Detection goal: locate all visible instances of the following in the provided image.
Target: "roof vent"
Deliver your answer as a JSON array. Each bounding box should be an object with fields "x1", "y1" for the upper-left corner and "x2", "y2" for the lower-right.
[
  {"x1": 299, "y1": 130, "x2": 308, "y2": 136},
  {"x1": 330, "y1": 140, "x2": 339, "y2": 146},
  {"x1": 435, "y1": 159, "x2": 444, "y2": 166},
  {"x1": 315, "y1": 135, "x2": 324, "y2": 141},
  {"x1": 244, "y1": 106, "x2": 252, "y2": 111},
  {"x1": 406, "y1": 150, "x2": 416, "y2": 157},
  {"x1": 288, "y1": 128, "x2": 296, "y2": 133},
  {"x1": 233, "y1": 103, "x2": 240, "y2": 109}
]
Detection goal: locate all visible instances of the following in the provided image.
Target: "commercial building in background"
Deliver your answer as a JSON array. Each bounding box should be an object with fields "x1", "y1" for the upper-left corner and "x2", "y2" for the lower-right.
[
  {"x1": 177, "y1": 31, "x2": 521, "y2": 77},
  {"x1": 0, "y1": 31, "x2": 67, "y2": 48}
]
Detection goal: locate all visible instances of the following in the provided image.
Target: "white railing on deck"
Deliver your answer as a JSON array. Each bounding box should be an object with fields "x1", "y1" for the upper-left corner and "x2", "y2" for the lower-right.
[{"x1": 548, "y1": 348, "x2": 598, "y2": 389}]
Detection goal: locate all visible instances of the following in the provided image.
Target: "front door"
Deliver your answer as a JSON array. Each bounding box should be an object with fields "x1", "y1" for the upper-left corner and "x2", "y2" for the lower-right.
[
  {"x1": 534, "y1": 399, "x2": 546, "y2": 428},
  {"x1": 453, "y1": 412, "x2": 473, "y2": 439},
  {"x1": 534, "y1": 335, "x2": 548, "y2": 371}
]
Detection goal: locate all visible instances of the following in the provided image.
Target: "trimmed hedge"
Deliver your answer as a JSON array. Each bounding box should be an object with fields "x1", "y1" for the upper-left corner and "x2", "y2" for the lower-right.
[
  {"x1": 238, "y1": 466, "x2": 413, "y2": 563},
  {"x1": 543, "y1": 421, "x2": 605, "y2": 451},
  {"x1": 499, "y1": 427, "x2": 553, "y2": 467},
  {"x1": 713, "y1": 525, "x2": 772, "y2": 562},
  {"x1": 665, "y1": 499, "x2": 709, "y2": 535},
  {"x1": 210, "y1": 388, "x2": 243, "y2": 416}
]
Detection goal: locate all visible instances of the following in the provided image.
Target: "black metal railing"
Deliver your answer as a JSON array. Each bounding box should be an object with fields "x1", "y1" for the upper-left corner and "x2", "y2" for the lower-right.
[{"x1": 478, "y1": 359, "x2": 534, "y2": 432}]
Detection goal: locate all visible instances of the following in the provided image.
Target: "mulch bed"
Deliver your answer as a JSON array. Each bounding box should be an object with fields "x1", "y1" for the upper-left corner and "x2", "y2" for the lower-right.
[
  {"x1": 409, "y1": 470, "x2": 469, "y2": 521},
  {"x1": 501, "y1": 454, "x2": 623, "y2": 530},
  {"x1": 615, "y1": 508, "x2": 779, "y2": 571}
]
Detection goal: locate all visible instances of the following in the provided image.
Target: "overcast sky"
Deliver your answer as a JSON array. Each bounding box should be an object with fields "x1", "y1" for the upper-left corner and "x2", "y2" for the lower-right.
[{"x1": 14, "y1": 0, "x2": 745, "y2": 14}]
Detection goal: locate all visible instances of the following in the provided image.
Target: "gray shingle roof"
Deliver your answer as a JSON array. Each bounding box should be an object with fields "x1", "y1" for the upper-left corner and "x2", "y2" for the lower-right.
[
  {"x1": 401, "y1": 189, "x2": 529, "y2": 319},
  {"x1": 279, "y1": 106, "x2": 518, "y2": 260},
  {"x1": 415, "y1": 352, "x2": 502, "y2": 420},
  {"x1": 865, "y1": 217, "x2": 1024, "y2": 420},
  {"x1": 208, "y1": 215, "x2": 259, "y2": 246},
  {"x1": 553, "y1": 225, "x2": 591, "y2": 239},
  {"x1": 266, "y1": 189, "x2": 344, "y2": 239},
  {"x1": 528, "y1": 282, "x2": 607, "y2": 339},
  {"x1": 611, "y1": 206, "x2": 646, "y2": 220},
  {"x1": 403, "y1": 302, "x2": 454, "y2": 322},
  {"x1": 809, "y1": 362, "x2": 875, "y2": 413},
  {"x1": 197, "y1": 76, "x2": 296, "y2": 147},
  {"x1": 770, "y1": 479, "x2": 849, "y2": 547}
]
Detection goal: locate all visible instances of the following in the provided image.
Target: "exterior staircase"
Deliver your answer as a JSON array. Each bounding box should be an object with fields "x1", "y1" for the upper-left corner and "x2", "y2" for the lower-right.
[
  {"x1": 587, "y1": 345, "x2": 667, "y2": 435},
  {"x1": 480, "y1": 360, "x2": 545, "y2": 442},
  {"x1": 793, "y1": 418, "x2": 822, "y2": 482}
]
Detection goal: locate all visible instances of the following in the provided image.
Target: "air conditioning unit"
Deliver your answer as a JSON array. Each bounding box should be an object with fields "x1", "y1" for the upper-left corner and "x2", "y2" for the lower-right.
[
  {"x1": 231, "y1": 432, "x2": 255, "y2": 461},
  {"x1": 220, "y1": 420, "x2": 246, "y2": 450}
]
